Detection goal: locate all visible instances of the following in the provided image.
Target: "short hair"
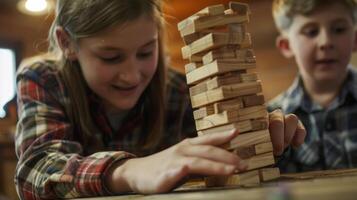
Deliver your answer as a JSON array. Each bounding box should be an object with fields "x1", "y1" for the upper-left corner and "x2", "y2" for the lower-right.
[{"x1": 272, "y1": 0, "x2": 357, "y2": 31}]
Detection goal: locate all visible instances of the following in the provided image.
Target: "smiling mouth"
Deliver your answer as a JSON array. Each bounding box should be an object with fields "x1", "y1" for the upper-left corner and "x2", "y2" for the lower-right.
[
  {"x1": 315, "y1": 59, "x2": 337, "y2": 65},
  {"x1": 112, "y1": 85, "x2": 138, "y2": 91}
]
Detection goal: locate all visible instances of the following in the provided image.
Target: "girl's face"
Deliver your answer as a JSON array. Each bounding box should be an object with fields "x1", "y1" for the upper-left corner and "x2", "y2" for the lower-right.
[{"x1": 75, "y1": 15, "x2": 159, "y2": 113}]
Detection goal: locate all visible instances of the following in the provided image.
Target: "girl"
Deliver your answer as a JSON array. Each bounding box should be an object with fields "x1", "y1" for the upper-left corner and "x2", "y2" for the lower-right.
[{"x1": 15, "y1": 0, "x2": 306, "y2": 199}]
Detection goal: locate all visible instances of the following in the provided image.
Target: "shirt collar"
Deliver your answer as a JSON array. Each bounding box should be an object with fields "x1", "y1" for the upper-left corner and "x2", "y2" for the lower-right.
[{"x1": 282, "y1": 66, "x2": 357, "y2": 113}]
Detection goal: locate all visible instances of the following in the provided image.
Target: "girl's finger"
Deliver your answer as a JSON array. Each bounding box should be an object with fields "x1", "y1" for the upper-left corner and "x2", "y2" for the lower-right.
[
  {"x1": 182, "y1": 157, "x2": 243, "y2": 175},
  {"x1": 180, "y1": 144, "x2": 246, "y2": 169},
  {"x1": 187, "y1": 128, "x2": 239, "y2": 146}
]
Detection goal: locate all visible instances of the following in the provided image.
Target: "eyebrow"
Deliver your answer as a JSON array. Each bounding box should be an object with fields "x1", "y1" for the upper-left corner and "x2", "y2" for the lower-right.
[{"x1": 97, "y1": 38, "x2": 158, "y2": 51}]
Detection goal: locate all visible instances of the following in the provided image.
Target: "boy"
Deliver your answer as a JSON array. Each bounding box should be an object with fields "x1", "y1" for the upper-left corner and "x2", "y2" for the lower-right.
[{"x1": 269, "y1": 0, "x2": 357, "y2": 173}]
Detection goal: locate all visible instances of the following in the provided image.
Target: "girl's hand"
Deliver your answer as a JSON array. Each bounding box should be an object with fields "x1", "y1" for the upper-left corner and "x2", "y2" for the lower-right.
[
  {"x1": 269, "y1": 109, "x2": 306, "y2": 156},
  {"x1": 107, "y1": 129, "x2": 247, "y2": 194}
]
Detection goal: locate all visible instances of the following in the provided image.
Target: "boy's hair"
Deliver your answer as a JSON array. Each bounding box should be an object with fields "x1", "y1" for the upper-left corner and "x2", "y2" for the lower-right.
[
  {"x1": 272, "y1": 0, "x2": 357, "y2": 31},
  {"x1": 47, "y1": 0, "x2": 166, "y2": 149}
]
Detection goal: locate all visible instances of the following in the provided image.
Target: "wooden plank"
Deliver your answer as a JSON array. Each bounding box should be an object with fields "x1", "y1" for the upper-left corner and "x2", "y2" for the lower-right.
[
  {"x1": 191, "y1": 81, "x2": 262, "y2": 108},
  {"x1": 255, "y1": 142, "x2": 273, "y2": 155},
  {"x1": 205, "y1": 170, "x2": 260, "y2": 187},
  {"x1": 189, "y1": 72, "x2": 257, "y2": 97},
  {"x1": 242, "y1": 94, "x2": 265, "y2": 107},
  {"x1": 197, "y1": 120, "x2": 253, "y2": 136},
  {"x1": 177, "y1": 4, "x2": 225, "y2": 31},
  {"x1": 214, "y1": 94, "x2": 264, "y2": 113},
  {"x1": 213, "y1": 97, "x2": 244, "y2": 113},
  {"x1": 206, "y1": 73, "x2": 257, "y2": 90},
  {"x1": 189, "y1": 80, "x2": 208, "y2": 96},
  {"x1": 251, "y1": 118, "x2": 269, "y2": 130},
  {"x1": 259, "y1": 167, "x2": 280, "y2": 182},
  {"x1": 221, "y1": 129, "x2": 271, "y2": 150},
  {"x1": 193, "y1": 105, "x2": 215, "y2": 120},
  {"x1": 180, "y1": 13, "x2": 249, "y2": 37},
  {"x1": 195, "y1": 105, "x2": 267, "y2": 131},
  {"x1": 244, "y1": 152, "x2": 275, "y2": 171},
  {"x1": 197, "y1": 118, "x2": 267, "y2": 136},
  {"x1": 234, "y1": 142, "x2": 273, "y2": 159},
  {"x1": 186, "y1": 59, "x2": 255, "y2": 85},
  {"x1": 202, "y1": 47, "x2": 254, "y2": 65},
  {"x1": 181, "y1": 32, "x2": 249, "y2": 59},
  {"x1": 229, "y1": 1, "x2": 250, "y2": 15},
  {"x1": 184, "y1": 62, "x2": 203, "y2": 74}
]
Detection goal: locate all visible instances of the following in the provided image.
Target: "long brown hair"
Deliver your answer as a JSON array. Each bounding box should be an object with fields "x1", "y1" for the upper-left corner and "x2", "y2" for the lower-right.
[{"x1": 48, "y1": 0, "x2": 166, "y2": 149}]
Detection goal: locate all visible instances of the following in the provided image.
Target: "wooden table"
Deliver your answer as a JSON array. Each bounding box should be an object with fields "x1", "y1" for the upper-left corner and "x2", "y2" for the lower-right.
[{"x1": 74, "y1": 169, "x2": 357, "y2": 200}]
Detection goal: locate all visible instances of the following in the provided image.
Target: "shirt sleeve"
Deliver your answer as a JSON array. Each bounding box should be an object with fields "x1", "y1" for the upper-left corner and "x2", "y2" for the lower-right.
[{"x1": 15, "y1": 75, "x2": 135, "y2": 199}]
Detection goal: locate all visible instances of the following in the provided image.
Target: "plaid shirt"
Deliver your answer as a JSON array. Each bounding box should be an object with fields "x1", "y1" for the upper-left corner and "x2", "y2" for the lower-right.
[
  {"x1": 268, "y1": 67, "x2": 357, "y2": 173},
  {"x1": 15, "y1": 60, "x2": 196, "y2": 199}
]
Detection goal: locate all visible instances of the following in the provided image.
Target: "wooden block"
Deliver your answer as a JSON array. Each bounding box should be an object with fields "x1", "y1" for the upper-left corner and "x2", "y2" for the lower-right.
[
  {"x1": 244, "y1": 152, "x2": 275, "y2": 171},
  {"x1": 255, "y1": 142, "x2": 273, "y2": 155},
  {"x1": 233, "y1": 145, "x2": 256, "y2": 159},
  {"x1": 214, "y1": 97, "x2": 244, "y2": 113},
  {"x1": 203, "y1": 50, "x2": 256, "y2": 65},
  {"x1": 184, "y1": 62, "x2": 203, "y2": 74},
  {"x1": 193, "y1": 105, "x2": 215, "y2": 120},
  {"x1": 229, "y1": 1, "x2": 250, "y2": 15},
  {"x1": 221, "y1": 129, "x2": 271, "y2": 150},
  {"x1": 202, "y1": 47, "x2": 237, "y2": 65},
  {"x1": 205, "y1": 170, "x2": 260, "y2": 187},
  {"x1": 234, "y1": 142, "x2": 273, "y2": 159},
  {"x1": 191, "y1": 81, "x2": 262, "y2": 108},
  {"x1": 242, "y1": 94, "x2": 265, "y2": 107},
  {"x1": 181, "y1": 32, "x2": 248, "y2": 59},
  {"x1": 186, "y1": 59, "x2": 255, "y2": 85},
  {"x1": 213, "y1": 94, "x2": 264, "y2": 113},
  {"x1": 189, "y1": 72, "x2": 256, "y2": 96},
  {"x1": 239, "y1": 33, "x2": 252, "y2": 49},
  {"x1": 189, "y1": 80, "x2": 208, "y2": 96},
  {"x1": 258, "y1": 168, "x2": 280, "y2": 182},
  {"x1": 196, "y1": 4, "x2": 225, "y2": 16},
  {"x1": 251, "y1": 118, "x2": 269, "y2": 131},
  {"x1": 177, "y1": 4, "x2": 226, "y2": 32},
  {"x1": 178, "y1": 15, "x2": 200, "y2": 31},
  {"x1": 197, "y1": 120, "x2": 253, "y2": 136},
  {"x1": 197, "y1": 118, "x2": 268, "y2": 136},
  {"x1": 195, "y1": 105, "x2": 267, "y2": 131},
  {"x1": 206, "y1": 73, "x2": 257, "y2": 90},
  {"x1": 182, "y1": 32, "x2": 204, "y2": 45},
  {"x1": 180, "y1": 13, "x2": 249, "y2": 37},
  {"x1": 189, "y1": 53, "x2": 205, "y2": 63}
]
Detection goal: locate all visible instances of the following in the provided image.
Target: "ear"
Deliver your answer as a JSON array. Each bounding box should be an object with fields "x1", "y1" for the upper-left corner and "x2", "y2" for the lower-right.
[
  {"x1": 276, "y1": 34, "x2": 294, "y2": 58},
  {"x1": 55, "y1": 27, "x2": 78, "y2": 61}
]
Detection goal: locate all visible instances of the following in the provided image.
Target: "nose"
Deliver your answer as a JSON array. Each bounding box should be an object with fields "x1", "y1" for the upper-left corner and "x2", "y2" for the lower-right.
[
  {"x1": 318, "y1": 29, "x2": 334, "y2": 51},
  {"x1": 117, "y1": 56, "x2": 141, "y2": 85}
]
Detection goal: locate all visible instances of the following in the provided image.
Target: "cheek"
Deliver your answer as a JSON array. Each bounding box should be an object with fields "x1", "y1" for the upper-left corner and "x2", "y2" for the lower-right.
[{"x1": 142, "y1": 54, "x2": 159, "y2": 78}]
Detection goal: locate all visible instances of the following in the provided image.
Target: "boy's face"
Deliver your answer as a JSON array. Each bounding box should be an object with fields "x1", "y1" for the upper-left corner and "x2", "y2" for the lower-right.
[
  {"x1": 277, "y1": 3, "x2": 357, "y2": 84},
  {"x1": 73, "y1": 15, "x2": 159, "y2": 113}
]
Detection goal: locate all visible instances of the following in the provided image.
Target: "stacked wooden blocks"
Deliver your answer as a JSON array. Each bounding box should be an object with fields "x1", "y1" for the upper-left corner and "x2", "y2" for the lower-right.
[{"x1": 178, "y1": 1, "x2": 280, "y2": 187}]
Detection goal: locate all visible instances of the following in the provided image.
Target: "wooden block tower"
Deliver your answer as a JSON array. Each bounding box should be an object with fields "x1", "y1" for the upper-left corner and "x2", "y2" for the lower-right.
[{"x1": 178, "y1": 1, "x2": 280, "y2": 187}]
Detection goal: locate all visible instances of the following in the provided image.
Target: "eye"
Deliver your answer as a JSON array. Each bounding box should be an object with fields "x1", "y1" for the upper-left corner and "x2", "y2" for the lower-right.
[
  {"x1": 137, "y1": 51, "x2": 153, "y2": 59},
  {"x1": 332, "y1": 26, "x2": 347, "y2": 34},
  {"x1": 302, "y1": 27, "x2": 319, "y2": 38},
  {"x1": 100, "y1": 55, "x2": 124, "y2": 63}
]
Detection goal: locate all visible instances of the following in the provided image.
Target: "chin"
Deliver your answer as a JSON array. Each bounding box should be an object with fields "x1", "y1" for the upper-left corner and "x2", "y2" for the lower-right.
[{"x1": 112, "y1": 100, "x2": 138, "y2": 111}]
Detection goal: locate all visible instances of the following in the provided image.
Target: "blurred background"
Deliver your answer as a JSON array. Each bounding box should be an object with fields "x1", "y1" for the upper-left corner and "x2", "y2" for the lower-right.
[{"x1": 0, "y1": 0, "x2": 356, "y2": 199}]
